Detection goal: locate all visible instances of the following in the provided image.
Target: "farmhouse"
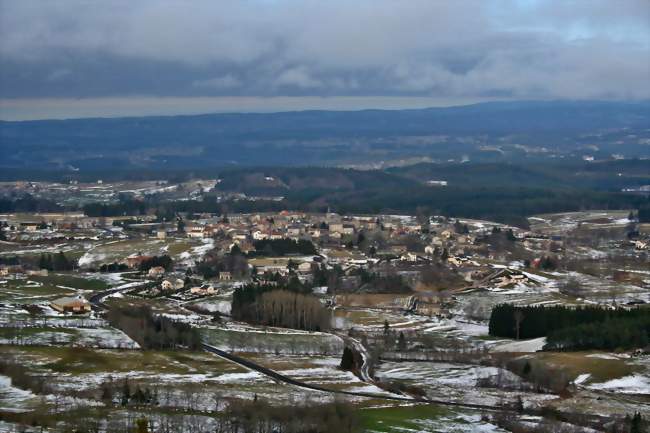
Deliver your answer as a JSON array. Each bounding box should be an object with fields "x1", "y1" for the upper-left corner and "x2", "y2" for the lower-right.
[{"x1": 50, "y1": 296, "x2": 91, "y2": 314}]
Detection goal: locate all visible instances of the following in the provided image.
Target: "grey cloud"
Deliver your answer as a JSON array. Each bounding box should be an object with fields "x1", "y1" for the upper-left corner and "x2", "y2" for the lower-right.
[
  {"x1": 275, "y1": 67, "x2": 323, "y2": 89},
  {"x1": 192, "y1": 75, "x2": 242, "y2": 90},
  {"x1": 0, "y1": 0, "x2": 648, "y2": 101}
]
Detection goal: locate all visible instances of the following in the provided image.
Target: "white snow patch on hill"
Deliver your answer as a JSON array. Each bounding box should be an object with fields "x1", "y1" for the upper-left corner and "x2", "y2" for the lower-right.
[
  {"x1": 491, "y1": 337, "x2": 546, "y2": 353},
  {"x1": 588, "y1": 374, "x2": 650, "y2": 395}
]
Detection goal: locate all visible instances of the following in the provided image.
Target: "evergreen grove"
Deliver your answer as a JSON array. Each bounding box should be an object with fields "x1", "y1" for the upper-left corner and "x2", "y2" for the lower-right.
[{"x1": 489, "y1": 304, "x2": 650, "y2": 351}]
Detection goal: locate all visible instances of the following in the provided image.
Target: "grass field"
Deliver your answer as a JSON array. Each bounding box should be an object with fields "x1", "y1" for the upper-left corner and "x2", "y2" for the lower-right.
[
  {"x1": 82, "y1": 238, "x2": 197, "y2": 266},
  {"x1": 202, "y1": 326, "x2": 343, "y2": 355},
  {"x1": 360, "y1": 404, "x2": 455, "y2": 432},
  {"x1": 31, "y1": 273, "x2": 109, "y2": 291},
  {"x1": 0, "y1": 278, "x2": 77, "y2": 303},
  {"x1": 522, "y1": 351, "x2": 639, "y2": 383},
  {"x1": 1, "y1": 346, "x2": 246, "y2": 376}
]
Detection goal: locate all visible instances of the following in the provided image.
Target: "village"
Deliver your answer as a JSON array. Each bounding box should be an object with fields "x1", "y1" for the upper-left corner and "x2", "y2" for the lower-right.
[{"x1": 0, "y1": 183, "x2": 649, "y2": 432}]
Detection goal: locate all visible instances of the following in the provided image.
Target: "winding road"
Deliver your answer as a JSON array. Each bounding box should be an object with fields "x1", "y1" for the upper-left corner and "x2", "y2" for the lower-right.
[{"x1": 89, "y1": 286, "x2": 521, "y2": 412}]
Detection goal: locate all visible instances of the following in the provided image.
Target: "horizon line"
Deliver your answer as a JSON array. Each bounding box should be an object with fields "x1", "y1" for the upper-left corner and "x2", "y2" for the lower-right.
[{"x1": 2, "y1": 95, "x2": 646, "y2": 122}]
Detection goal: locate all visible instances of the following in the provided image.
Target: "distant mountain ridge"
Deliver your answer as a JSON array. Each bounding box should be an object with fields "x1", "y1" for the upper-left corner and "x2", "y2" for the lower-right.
[{"x1": 1, "y1": 100, "x2": 649, "y2": 170}]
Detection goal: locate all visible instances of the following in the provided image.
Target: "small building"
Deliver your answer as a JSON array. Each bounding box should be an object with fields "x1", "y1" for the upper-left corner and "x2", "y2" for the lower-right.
[
  {"x1": 219, "y1": 271, "x2": 232, "y2": 281},
  {"x1": 156, "y1": 230, "x2": 167, "y2": 240},
  {"x1": 50, "y1": 296, "x2": 91, "y2": 314}
]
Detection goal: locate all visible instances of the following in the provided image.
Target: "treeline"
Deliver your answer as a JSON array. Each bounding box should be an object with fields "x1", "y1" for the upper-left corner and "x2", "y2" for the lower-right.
[
  {"x1": 38, "y1": 252, "x2": 75, "y2": 271},
  {"x1": 249, "y1": 238, "x2": 317, "y2": 257},
  {"x1": 149, "y1": 186, "x2": 649, "y2": 227},
  {"x1": 324, "y1": 186, "x2": 648, "y2": 229},
  {"x1": 107, "y1": 305, "x2": 201, "y2": 350},
  {"x1": 4, "y1": 167, "x2": 648, "y2": 227},
  {"x1": 546, "y1": 315, "x2": 650, "y2": 351},
  {"x1": 639, "y1": 204, "x2": 650, "y2": 223},
  {"x1": 139, "y1": 255, "x2": 172, "y2": 272},
  {"x1": 489, "y1": 304, "x2": 650, "y2": 350},
  {"x1": 232, "y1": 283, "x2": 330, "y2": 331},
  {"x1": 0, "y1": 194, "x2": 61, "y2": 213},
  {"x1": 83, "y1": 199, "x2": 147, "y2": 217},
  {"x1": 99, "y1": 262, "x2": 129, "y2": 272}
]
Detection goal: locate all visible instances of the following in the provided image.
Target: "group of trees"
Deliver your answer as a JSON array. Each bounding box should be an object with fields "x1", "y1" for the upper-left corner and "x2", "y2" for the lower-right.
[
  {"x1": 489, "y1": 304, "x2": 650, "y2": 350},
  {"x1": 313, "y1": 265, "x2": 415, "y2": 294},
  {"x1": 139, "y1": 255, "x2": 173, "y2": 272},
  {"x1": 83, "y1": 199, "x2": 147, "y2": 217},
  {"x1": 0, "y1": 255, "x2": 19, "y2": 265},
  {"x1": 357, "y1": 272, "x2": 411, "y2": 294},
  {"x1": 232, "y1": 283, "x2": 330, "y2": 331},
  {"x1": 0, "y1": 358, "x2": 48, "y2": 395},
  {"x1": 107, "y1": 305, "x2": 201, "y2": 350},
  {"x1": 99, "y1": 262, "x2": 129, "y2": 272},
  {"x1": 196, "y1": 246, "x2": 248, "y2": 279},
  {"x1": 38, "y1": 252, "x2": 75, "y2": 271},
  {"x1": 100, "y1": 378, "x2": 159, "y2": 407},
  {"x1": 638, "y1": 205, "x2": 650, "y2": 223},
  {"x1": 0, "y1": 194, "x2": 61, "y2": 213},
  {"x1": 249, "y1": 238, "x2": 317, "y2": 257},
  {"x1": 545, "y1": 315, "x2": 650, "y2": 351}
]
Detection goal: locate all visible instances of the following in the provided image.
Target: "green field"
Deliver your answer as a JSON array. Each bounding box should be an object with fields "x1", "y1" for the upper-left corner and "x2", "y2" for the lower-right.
[
  {"x1": 360, "y1": 404, "x2": 452, "y2": 432},
  {"x1": 1, "y1": 345, "x2": 246, "y2": 376},
  {"x1": 0, "y1": 278, "x2": 77, "y2": 303},
  {"x1": 32, "y1": 273, "x2": 109, "y2": 291},
  {"x1": 514, "y1": 351, "x2": 640, "y2": 383}
]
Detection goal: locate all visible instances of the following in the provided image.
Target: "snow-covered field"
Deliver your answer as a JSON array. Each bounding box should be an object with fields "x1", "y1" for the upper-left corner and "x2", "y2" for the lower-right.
[
  {"x1": 0, "y1": 326, "x2": 139, "y2": 349},
  {"x1": 0, "y1": 375, "x2": 40, "y2": 413},
  {"x1": 490, "y1": 337, "x2": 546, "y2": 353},
  {"x1": 375, "y1": 360, "x2": 559, "y2": 410},
  {"x1": 202, "y1": 323, "x2": 344, "y2": 355}
]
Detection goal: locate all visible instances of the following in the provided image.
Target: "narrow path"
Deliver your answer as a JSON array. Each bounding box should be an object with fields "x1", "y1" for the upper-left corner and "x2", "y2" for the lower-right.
[{"x1": 88, "y1": 280, "x2": 149, "y2": 309}]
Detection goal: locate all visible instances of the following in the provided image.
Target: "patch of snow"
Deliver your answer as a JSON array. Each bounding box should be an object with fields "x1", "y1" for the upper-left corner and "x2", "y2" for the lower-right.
[
  {"x1": 491, "y1": 337, "x2": 546, "y2": 353},
  {"x1": 589, "y1": 374, "x2": 650, "y2": 395},
  {"x1": 573, "y1": 374, "x2": 591, "y2": 385}
]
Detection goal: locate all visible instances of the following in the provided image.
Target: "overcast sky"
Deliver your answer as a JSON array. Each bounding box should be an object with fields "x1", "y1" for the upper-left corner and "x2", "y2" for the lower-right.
[{"x1": 0, "y1": 0, "x2": 648, "y2": 119}]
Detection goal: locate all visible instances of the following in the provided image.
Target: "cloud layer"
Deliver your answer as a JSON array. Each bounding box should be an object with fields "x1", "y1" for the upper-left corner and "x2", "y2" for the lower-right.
[{"x1": 0, "y1": 0, "x2": 648, "y2": 101}]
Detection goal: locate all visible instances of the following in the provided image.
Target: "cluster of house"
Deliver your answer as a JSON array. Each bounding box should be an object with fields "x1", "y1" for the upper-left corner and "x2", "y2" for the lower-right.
[{"x1": 116, "y1": 212, "x2": 578, "y2": 289}]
